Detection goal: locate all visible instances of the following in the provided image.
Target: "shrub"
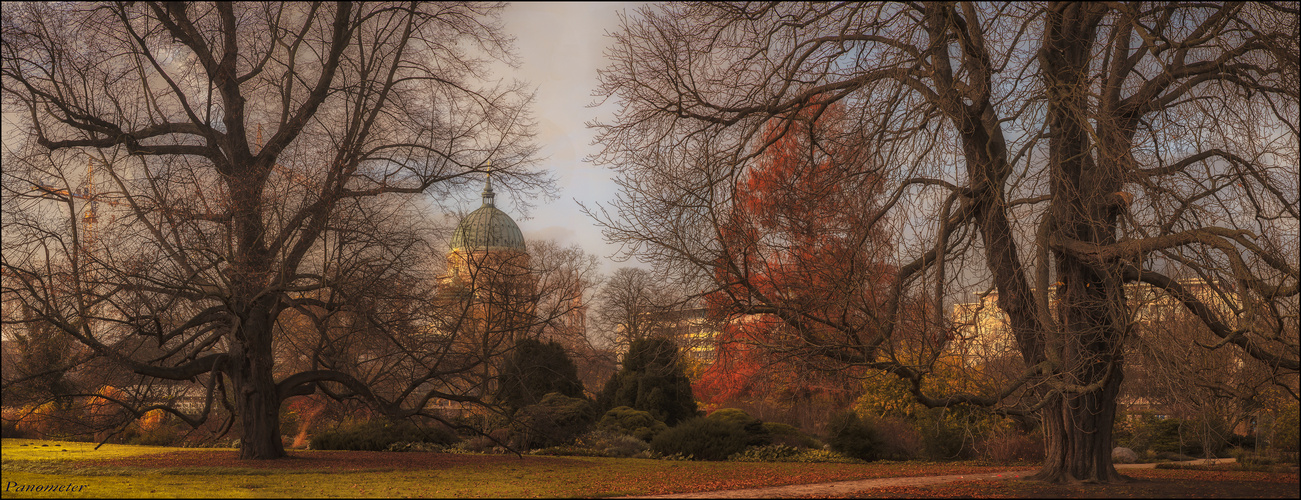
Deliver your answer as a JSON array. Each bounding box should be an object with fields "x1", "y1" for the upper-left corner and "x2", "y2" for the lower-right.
[
  {"x1": 916, "y1": 408, "x2": 977, "y2": 460},
  {"x1": 706, "y1": 408, "x2": 771, "y2": 447},
  {"x1": 128, "y1": 424, "x2": 182, "y2": 446},
  {"x1": 597, "y1": 406, "x2": 668, "y2": 442},
  {"x1": 573, "y1": 429, "x2": 650, "y2": 457},
  {"x1": 872, "y1": 416, "x2": 921, "y2": 460},
  {"x1": 763, "y1": 422, "x2": 819, "y2": 449},
  {"x1": 1226, "y1": 433, "x2": 1256, "y2": 451},
  {"x1": 825, "y1": 410, "x2": 881, "y2": 461},
  {"x1": 980, "y1": 428, "x2": 1044, "y2": 463},
  {"x1": 455, "y1": 431, "x2": 510, "y2": 453},
  {"x1": 386, "y1": 441, "x2": 450, "y2": 452},
  {"x1": 1, "y1": 418, "x2": 28, "y2": 439},
  {"x1": 497, "y1": 338, "x2": 586, "y2": 411},
  {"x1": 598, "y1": 337, "x2": 699, "y2": 425},
  {"x1": 1142, "y1": 417, "x2": 1217, "y2": 456},
  {"x1": 728, "y1": 444, "x2": 802, "y2": 462},
  {"x1": 311, "y1": 419, "x2": 456, "y2": 451},
  {"x1": 706, "y1": 408, "x2": 754, "y2": 426},
  {"x1": 786, "y1": 448, "x2": 864, "y2": 463},
  {"x1": 1274, "y1": 402, "x2": 1299, "y2": 453},
  {"x1": 510, "y1": 393, "x2": 597, "y2": 450},
  {"x1": 650, "y1": 417, "x2": 749, "y2": 461}
]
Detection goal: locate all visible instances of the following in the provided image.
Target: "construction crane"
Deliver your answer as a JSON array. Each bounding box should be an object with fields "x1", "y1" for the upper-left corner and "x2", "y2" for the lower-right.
[{"x1": 29, "y1": 158, "x2": 121, "y2": 252}]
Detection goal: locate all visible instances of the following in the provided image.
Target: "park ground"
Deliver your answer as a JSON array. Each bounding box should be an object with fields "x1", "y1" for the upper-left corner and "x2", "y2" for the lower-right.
[{"x1": 2, "y1": 439, "x2": 1297, "y2": 498}]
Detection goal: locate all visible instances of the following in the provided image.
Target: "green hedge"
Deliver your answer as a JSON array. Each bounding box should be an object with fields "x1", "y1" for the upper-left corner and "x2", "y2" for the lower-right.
[
  {"x1": 597, "y1": 406, "x2": 667, "y2": 442},
  {"x1": 310, "y1": 419, "x2": 456, "y2": 451},
  {"x1": 650, "y1": 417, "x2": 749, "y2": 461},
  {"x1": 826, "y1": 410, "x2": 882, "y2": 461}
]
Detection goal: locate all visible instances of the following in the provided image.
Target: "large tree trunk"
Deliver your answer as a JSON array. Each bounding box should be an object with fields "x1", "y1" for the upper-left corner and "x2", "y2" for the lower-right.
[
  {"x1": 1033, "y1": 351, "x2": 1126, "y2": 482},
  {"x1": 1030, "y1": 328, "x2": 1124, "y2": 479},
  {"x1": 232, "y1": 314, "x2": 286, "y2": 460},
  {"x1": 1025, "y1": 2, "x2": 1127, "y2": 483}
]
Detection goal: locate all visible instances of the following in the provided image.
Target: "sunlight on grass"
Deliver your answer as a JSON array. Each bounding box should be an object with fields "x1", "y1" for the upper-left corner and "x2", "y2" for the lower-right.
[
  {"x1": 2, "y1": 438, "x2": 232, "y2": 462},
  {"x1": 0, "y1": 439, "x2": 1039, "y2": 498},
  {"x1": 12, "y1": 439, "x2": 1289, "y2": 498}
]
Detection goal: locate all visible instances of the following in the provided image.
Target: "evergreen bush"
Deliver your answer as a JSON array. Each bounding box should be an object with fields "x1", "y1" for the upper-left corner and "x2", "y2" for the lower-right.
[
  {"x1": 510, "y1": 392, "x2": 597, "y2": 450},
  {"x1": 706, "y1": 408, "x2": 771, "y2": 447},
  {"x1": 825, "y1": 410, "x2": 881, "y2": 461},
  {"x1": 871, "y1": 416, "x2": 921, "y2": 460},
  {"x1": 497, "y1": 338, "x2": 586, "y2": 410},
  {"x1": 727, "y1": 444, "x2": 802, "y2": 462},
  {"x1": 310, "y1": 419, "x2": 456, "y2": 451},
  {"x1": 763, "y1": 422, "x2": 820, "y2": 449},
  {"x1": 649, "y1": 417, "x2": 749, "y2": 461},
  {"x1": 598, "y1": 337, "x2": 699, "y2": 425},
  {"x1": 573, "y1": 429, "x2": 650, "y2": 457},
  {"x1": 597, "y1": 406, "x2": 668, "y2": 442},
  {"x1": 1274, "y1": 402, "x2": 1299, "y2": 453}
]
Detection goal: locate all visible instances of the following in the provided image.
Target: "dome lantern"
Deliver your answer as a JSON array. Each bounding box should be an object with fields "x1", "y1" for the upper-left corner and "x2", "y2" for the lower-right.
[{"x1": 449, "y1": 168, "x2": 525, "y2": 253}]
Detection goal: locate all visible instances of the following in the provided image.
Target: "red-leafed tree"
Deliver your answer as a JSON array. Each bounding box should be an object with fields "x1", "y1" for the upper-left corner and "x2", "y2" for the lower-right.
[{"x1": 693, "y1": 101, "x2": 893, "y2": 426}]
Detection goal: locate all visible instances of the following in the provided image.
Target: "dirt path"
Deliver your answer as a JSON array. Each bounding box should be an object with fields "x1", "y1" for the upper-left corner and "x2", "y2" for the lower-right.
[{"x1": 627, "y1": 458, "x2": 1237, "y2": 498}]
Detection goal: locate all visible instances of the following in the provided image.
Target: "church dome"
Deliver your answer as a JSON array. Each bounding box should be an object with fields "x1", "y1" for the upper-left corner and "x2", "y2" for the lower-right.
[{"x1": 450, "y1": 173, "x2": 526, "y2": 252}]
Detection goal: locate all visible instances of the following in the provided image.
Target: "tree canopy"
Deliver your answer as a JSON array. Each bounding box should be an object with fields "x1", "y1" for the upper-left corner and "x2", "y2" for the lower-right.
[
  {"x1": 2, "y1": 1, "x2": 546, "y2": 459},
  {"x1": 588, "y1": 1, "x2": 1299, "y2": 482}
]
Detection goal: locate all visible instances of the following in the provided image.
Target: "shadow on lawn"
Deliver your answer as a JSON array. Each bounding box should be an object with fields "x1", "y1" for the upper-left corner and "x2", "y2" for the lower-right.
[{"x1": 822, "y1": 469, "x2": 1301, "y2": 499}]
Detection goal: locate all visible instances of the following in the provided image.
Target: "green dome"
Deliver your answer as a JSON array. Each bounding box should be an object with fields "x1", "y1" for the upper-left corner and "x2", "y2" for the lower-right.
[{"x1": 450, "y1": 174, "x2": 526, "y2": 252}]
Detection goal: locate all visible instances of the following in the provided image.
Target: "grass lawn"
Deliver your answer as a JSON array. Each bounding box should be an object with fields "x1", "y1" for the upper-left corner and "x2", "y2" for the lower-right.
[
  {"x1": 815, "y1": 469, "x2": 1301, "y2": 498},
  {"x1": 4, "y1": 439, "x2": 1298, "y2": 498}
]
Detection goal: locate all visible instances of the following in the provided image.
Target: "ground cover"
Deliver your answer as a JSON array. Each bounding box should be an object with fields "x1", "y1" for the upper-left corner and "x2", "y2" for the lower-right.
[
  {"x1": 2, "y1": 438, "x2": 1026, "y2": 498},
  {"x1": 4, "y1": 439, "x2": 1296, "y2": 498},
  {"x1": 802, "y1": 469, "x2": 1301, "y2": 498}
]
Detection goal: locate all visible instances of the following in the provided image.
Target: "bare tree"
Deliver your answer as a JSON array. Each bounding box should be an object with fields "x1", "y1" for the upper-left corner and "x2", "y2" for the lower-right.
[
  {"x1": 588, "y1": 2, "x2": 1298, "y2": 482},
  {"x1": 1, "y1": 2, "x2": 547, "y2": 459},
  {"x1": 592, "y1": 267, "x2": 677, "y2": 352}
]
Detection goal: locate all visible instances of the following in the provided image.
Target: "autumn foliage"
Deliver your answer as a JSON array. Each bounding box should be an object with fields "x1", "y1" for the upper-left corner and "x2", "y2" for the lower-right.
[{"x1": 694, "y1": 100, "x2": 892, "y2": 424}]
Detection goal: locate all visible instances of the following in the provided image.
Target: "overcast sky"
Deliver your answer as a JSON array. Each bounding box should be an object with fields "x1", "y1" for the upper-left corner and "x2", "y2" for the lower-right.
[{"x1": 488, "y1": 2, "x2": 646, "y2": 275}]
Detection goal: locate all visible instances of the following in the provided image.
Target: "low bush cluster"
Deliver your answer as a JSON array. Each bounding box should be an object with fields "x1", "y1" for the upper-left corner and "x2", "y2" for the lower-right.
[
  {"x1": 826, "y1": 410, "x2": 882, "y2": 461},
  {"x1": 1114, "y1": 413, "x2": 1227, "y2": 458},
  {"x1": 385, "y1": 441, "x2": 450, "y2": 452},
  {"x1": 573, "y1": 429, "x2": 649, "y2": 457},
  {"x1": 726, "y1": 444, "x2": 802, "y2": 462},
  {"x1": 509, "y1": 393, "x2": 597, "y2": 450},
  {"x1": 596, "y1": 406, "x2": 667, "y2": 442},
  {"x1": 763, "y1": 422, "x2": 821, "y2": 449},
  {"x1": 647, "y1": 408, "x2": 813, "y2": 461},
  {"x1": 870, "y1": 416, "x2": 921, "y2": 461},
  {"x1": 915, "y1": 408, "x2": 980, "y2": 460},
  {"x1": 650, "y1": 416, "x2": 750, "y2": 461},
  {"x1": 310, "y1": 419, "x2": 456, "y2": 451},
  {"x1": 979, "y1": 428, "x2": 1044, "y2": 463},
  {"x1": 776, "y1": 448, "x2": 865, "y2": 463},
  {"x1": 706, "y1": 408, "x2": 771, "y2": 448}
]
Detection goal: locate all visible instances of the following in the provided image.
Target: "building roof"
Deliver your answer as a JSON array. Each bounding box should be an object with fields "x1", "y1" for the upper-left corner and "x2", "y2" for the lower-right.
[{"x1": 450, "y1": 172, "x2": 526, "y2": 252}]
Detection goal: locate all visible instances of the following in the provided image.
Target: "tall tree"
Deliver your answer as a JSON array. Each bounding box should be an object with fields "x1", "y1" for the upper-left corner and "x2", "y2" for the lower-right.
[
  {"x1": 497, "y1": 337, "x2": 585, "y2": 411},
  {"x1": 2, "y1": 2, "x2": 545, "y2": 459},
  {"x1": 694, "y1": 101, "x2": 885, "y2": 424},
  {"x1": 599, "y1": 337, "x2": 699, "y2": 426},
  {"x1": 588, "y1": 2, "x2": 1298, "y2": 482},
  {"x1": 593, "y1": 267, "x2": 677, "y2": 350}
]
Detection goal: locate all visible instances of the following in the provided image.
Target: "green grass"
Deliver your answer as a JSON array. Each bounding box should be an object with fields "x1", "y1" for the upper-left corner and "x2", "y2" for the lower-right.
[
  {"x1": 3, "y1": 439, "x2": 234, "y2": 462},
  {"x1": 2, "y1": 438, "x2": 1037, "y2": 498},
  {"x1": 6, "y1": 439, "x2": 1297, "y2": 498}
]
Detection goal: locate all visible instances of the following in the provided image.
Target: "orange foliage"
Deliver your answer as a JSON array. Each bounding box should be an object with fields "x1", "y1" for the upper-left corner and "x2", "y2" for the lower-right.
[
  {"x1": 696, "y1": 99, "x2": 894, "y2": 413},
  {"x1": 138, "y1": 409, "x2": 167, "y2": 431}
]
